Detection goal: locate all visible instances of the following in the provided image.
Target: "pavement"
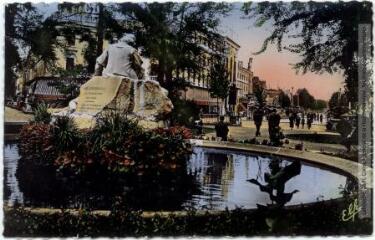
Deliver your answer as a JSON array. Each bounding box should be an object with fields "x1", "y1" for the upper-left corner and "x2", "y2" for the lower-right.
[
  {"x1": 4, "y1": 106, "x2": 33, "y2": 122},
  {"x1": 204, "y1": 119, "x2": 347, "y2": 155}
]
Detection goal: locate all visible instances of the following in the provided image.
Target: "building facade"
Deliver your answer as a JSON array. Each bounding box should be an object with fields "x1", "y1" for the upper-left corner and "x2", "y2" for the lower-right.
[
  {"x1": 16, "y1": 5, "x2": 110, "y2": 94},
  {"x1": 225, "y1": 37, "x2": 240, "y2": 85},
  {"x1": 180, "y1": 33, "x2": 228, "y2": 114},
  {"x1": 181, "y1": 36, "x2": 250, "y2": 115},
  {"x1": 236, "y1": 58, "x2": 254, "y2": 113},
  {"x1": 236, "y1": 58, "x2": 253, "y2": 99}
]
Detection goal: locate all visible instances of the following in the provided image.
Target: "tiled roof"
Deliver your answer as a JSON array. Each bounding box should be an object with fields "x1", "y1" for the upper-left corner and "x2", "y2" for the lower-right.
[{"x1": 33, "y1": 79, "x2": 67, "y2": 96}]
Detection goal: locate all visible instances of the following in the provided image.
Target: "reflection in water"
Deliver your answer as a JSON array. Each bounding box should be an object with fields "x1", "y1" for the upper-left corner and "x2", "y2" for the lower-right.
[
  {"x1": 185, "y1": 147, "x2": 348, "y2": 210},
  {"x1": 247, "y1": 158, "x2": 301, "y2": 207},
  {"x1": 3, "y1": 143, "x2": 24, "y2": 206}
]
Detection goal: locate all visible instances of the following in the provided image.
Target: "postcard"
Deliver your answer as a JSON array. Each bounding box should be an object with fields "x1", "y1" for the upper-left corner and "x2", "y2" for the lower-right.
[{"x1": 2, "y1": 1, "x2": 373, "y2": 237}]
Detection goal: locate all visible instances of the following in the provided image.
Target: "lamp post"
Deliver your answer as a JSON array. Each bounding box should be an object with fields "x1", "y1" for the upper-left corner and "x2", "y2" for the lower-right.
[{"x1": 291, "y1": 87, "x2": 294, "y2": 107}]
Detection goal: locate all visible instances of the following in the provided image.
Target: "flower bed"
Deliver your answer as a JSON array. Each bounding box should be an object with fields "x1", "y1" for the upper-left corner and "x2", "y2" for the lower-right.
[
  {"x1": 17, "y1": 112, "x2": 197, "y2": 210},
  {"x1": 19, "y1": 112, "x2": 192, "y2": 176}
]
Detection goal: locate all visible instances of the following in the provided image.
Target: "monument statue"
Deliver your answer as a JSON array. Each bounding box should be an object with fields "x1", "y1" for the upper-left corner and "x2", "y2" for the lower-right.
[
  {"x1": 51, "y1": 34, "x2": 173, "y2": 129},
  {"x1": 94, "y1": 34, "x2": 145, "y2": 79}
]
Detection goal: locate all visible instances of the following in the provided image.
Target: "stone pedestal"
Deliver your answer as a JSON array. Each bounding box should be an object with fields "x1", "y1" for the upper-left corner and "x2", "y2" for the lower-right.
[{"x1": 51, "y1": 76, "x2": 173, "y2": 129}]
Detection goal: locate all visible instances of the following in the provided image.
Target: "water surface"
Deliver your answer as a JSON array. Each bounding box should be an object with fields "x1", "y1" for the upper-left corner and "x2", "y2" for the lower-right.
[
  {"x1": 4, "y1": 143, "x2": 350, "y2": 210},
  {"x1": 184, "y1": 147, "x2": 350, "y2": 210}
]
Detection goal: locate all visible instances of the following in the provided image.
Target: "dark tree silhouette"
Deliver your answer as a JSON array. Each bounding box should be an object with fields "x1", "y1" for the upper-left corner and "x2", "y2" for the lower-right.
[
  {"x1": 209, "y1": 58, "x2": 230, "y2": 113},
  {"x1": 278, "y1": 91, "x2": 291, "y2": 108},
  {"x1": 5, "y1": 3, "x2": 61, "y2": 97},
  {"x1": 242, "y1": 1, "x2": 373, "y2": 104},
  {"x1": 117, "y1": 2, "x2": 231, "y2": 98},
  {"x1": 254, "y1": 85, "x2": 266, "y2": 108}
]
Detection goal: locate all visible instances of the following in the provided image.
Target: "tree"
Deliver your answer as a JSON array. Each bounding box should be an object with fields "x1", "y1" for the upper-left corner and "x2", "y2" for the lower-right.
[
  {"x1": 117, "y1": 2, "x2": 231, "y2": 98},
  {"x1": 328, "y1": 91, "x2": 349, "y2": 117},
  {"x1": 209, "y1": 59, "x2": 230, "y2": 114},
  {"x1": 278, "y1": 91, "x2": 291, "y2": 108},
  {"x1": 296, "y1": 88, "x2": 315, "y2": 109},
  {"x1": 312, "y1": 99, "x2": 327, "y2": 110},
  {"x1": 329, "y1": 92, "x2": 348, "y2": 109},
  {"x1": 5, "y1": 3, "x2": 61, "y2": 97},
  {"x1": 242, "y1": 1, "x2": 373, "y2": 104},
  {"x1": 254, "y1": 85, "x2": 266, "y2": 108},
  {"x1": 5, "y1": 4, "x2": 21, "y2": 98}
]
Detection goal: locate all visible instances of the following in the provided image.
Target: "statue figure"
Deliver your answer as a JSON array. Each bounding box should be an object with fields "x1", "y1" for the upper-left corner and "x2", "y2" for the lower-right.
[
  {"x1": 248, "y1": 158, "x2": 301, "y2": 232},
  {"x1": 95, "y1": 34, "x2": 145, "y2": 79},
  {"x1": 247, "y1": 158, "x2": 301, "y2": 207}
]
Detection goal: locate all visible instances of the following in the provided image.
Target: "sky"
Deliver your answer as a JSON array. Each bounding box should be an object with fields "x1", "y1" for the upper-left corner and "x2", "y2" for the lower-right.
[
  {"x1": 218, "y1": 3, "x2": 344, "y2": 100},
  {"x1": 34, "y1": 2, "x2": 344, "y2": 100}
]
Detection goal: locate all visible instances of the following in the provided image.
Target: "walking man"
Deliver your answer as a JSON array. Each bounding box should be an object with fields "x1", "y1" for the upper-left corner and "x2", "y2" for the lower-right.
[
  {"x1": 253, "y1": 107, "x2": 264, "y2": 137},
  {"x1": 301, "y1": 114, "x2": 305, "y2": 129},
  {"x1": 307, "y1": 113, "x2": 313, "y2": 130},
  {"x1": 296, "y1": 112, "x2": 301, "y2": 129},
  {"x1": 268, "y1": 109, "x2": 281, "y2": 145},
  {"x1": 289, "y1": 112, "x2": 295, "y2": 130}
]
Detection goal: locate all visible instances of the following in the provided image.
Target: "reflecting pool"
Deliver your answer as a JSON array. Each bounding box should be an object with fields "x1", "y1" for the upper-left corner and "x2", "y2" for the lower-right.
[
  {"x1": 183, "y1": 147, "x2": 351, "y2": 210},
  {"x1": 4, "y1": 143, "x2": 352, "y2": 210}
]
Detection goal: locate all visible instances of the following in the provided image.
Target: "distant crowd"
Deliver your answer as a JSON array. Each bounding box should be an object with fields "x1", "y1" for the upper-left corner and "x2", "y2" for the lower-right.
[
  {"x1": 211, "y1": 107, "x2": 326, "y2": 147},
  {"x1": 287, "y1": 110, "x2": 324, "y2": 130}
]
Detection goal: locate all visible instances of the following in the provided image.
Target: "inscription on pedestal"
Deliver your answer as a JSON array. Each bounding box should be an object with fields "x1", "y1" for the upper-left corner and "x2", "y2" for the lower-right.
[{"x1": 76, "y1": 76, "x2": 123, "y2": 115}]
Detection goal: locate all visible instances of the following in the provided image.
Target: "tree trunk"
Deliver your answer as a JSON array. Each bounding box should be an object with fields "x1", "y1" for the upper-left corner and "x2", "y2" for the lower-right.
[{"x1": 96, "y1": 3, "x2": 104, "y2": 58}]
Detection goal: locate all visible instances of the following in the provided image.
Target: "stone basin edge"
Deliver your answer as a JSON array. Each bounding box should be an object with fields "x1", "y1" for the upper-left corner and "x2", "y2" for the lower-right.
[
  {"x1": 3, "y1": 140, "x2": 372, "y2": 217},
  {"x1": 191, "y1": 140, "x2": 373, "y2": 189}
]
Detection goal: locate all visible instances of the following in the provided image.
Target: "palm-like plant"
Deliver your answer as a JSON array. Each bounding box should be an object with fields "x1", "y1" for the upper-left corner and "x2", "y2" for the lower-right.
[
  {"x1": 34, "y1": 103, "x2": 51, "y2": 124},
  {"x1": 52, "y1": 116, "x2": 81, "y2": 153},
  {"x1": 89, "y1": 111, "x2": 142, "y2": 155}
]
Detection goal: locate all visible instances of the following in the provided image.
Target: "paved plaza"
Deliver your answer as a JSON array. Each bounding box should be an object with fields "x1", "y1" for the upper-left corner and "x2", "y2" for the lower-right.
[{"x1": 204, "y1": 118, "x2": 347, "y2": 154}]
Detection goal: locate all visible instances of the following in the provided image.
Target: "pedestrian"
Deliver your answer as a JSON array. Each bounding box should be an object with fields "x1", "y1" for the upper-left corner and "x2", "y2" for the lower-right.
[
  {"x1": 301, "y1": 115, "x2": 305, "y2": 129},
  {"x1": 253, "y1": 107, "x2": 264, "y2": 137},
  {"x1": 295, "y1": 113, "x2": 301, "y2": 129},
  {"x1": 289, "y1": 113, "x2": 295, "y2": 130},
  {"x1": 268, "y1": 109, "x2": 281, "y2": 145},
  {"x1": 307, "y1": 113, "x2": 313, "y2": 129},
  {"x1": 215, "y1": 116, "x2": 229, "y2": 141},
  {"x1": 195, "y1": 119, "x2": 203, "y2": 135},
  {"x1": 320, "y1": 114, "x2": 323, "y2": 123}
]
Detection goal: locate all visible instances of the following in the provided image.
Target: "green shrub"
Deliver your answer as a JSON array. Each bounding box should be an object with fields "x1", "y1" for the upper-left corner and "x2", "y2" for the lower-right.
[
  {"x1": 170, "y1": 99, "x2": 200, "y2": 127},
  {"x1": 34, "y1": 103, "x2": 51, "y2": 124},
  {"x1": 4, "y1": 198, "x2": 373, "y2": 237},
  {"x1": 86, "y1": 112, "x2": 192, "y2": 175},
  {"x1": 52, "y1": 116, "x2": 82, "y2": 154},
  {"x1": 88, "y1": 111, "x2": 143, "y2": 156},
  {"x1": 45, "y1": 112, "x2": 193, "y2": 176},
  {"x1": 20, "y1": 111, "x2": 193, "y2": 181}
]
